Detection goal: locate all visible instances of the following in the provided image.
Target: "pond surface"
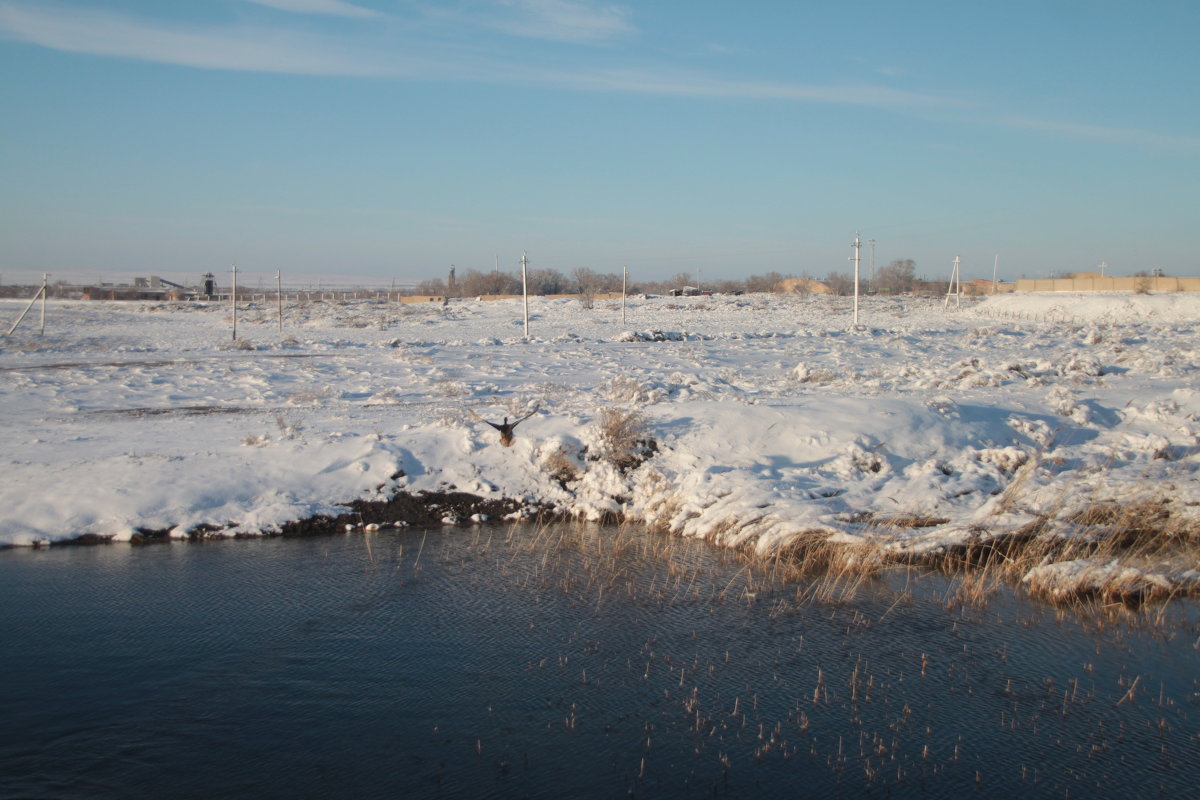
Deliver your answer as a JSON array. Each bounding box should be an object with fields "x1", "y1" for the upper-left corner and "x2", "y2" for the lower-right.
[{"x1": 2, "y1": 524, "x2": 1198, "y2": 799}]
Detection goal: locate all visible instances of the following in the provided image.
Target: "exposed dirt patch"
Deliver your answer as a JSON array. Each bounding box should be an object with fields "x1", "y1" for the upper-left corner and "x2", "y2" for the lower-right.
[
  {"x1": 92, "y1": 406, "x2": 256, "y2": 418},
  {"x1": 279, "y1": 491, "x2": 561, "y2": 536},
  {"x1": 52, "y1": 489, "x2": 564, "y2": 546}
]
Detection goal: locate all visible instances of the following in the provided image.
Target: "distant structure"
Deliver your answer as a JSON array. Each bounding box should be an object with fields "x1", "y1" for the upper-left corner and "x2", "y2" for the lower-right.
[
  {"x1": 1017, "y1": 273, "x2": 1200, "y2": 292},
  {"x1": 447, "y1": 266, "x2": 457, "y2": 296},
  {"x1": 82, "y1": 275, "x2": 192, "y2": 301},
  {"x1": 776, "y1": 277, "x2": 832, "y2": 295}
]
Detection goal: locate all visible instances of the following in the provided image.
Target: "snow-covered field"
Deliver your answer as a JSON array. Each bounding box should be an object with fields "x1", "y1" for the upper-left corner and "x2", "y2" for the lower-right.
[{"x1": 2, "y1": 291, "x2": 1198, "y2": 590}]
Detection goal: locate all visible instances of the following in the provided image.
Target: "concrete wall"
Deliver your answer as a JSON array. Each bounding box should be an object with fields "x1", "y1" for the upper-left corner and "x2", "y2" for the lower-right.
[{"x1": 1015, "y1": 276, "x2": 1200, "y2": 292}]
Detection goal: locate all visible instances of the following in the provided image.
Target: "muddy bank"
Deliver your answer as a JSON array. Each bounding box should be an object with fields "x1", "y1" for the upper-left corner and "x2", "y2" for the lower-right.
[
  {"x1": 43, "y1": 489, "x2": 563, "y2": 547},
  {"x1": 38, "y1": 490, "x2": 1200, "y2": 610}
]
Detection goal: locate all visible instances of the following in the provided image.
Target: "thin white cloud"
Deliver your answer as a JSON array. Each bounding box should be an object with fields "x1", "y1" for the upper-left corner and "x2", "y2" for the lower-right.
[
  {"x1": 243, "y1": 0, "x2": 382, "y2": 19},
  {"x1": 526, "y1": 66, "x2": 961, "y2": 110},
  {"x1": 997, "y1": 115, "x2": 1200, "y2": 153},
  {"x1": 0, "y1": 2, "x2": 387, "y2": 75},
  {"x1": 2, "y1": 1, "x2": 1195, "y2": 154},
  {"x1": 484, "y1": 0, "x2": 635, "y2": 43},
  {"x1": 0, "y1": 0, "x2": 947, "y2": 110}
]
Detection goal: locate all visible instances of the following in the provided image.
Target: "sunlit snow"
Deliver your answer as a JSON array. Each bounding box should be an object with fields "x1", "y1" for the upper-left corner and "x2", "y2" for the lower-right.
[{"x1": 2, "y1": 291, "x2": 1197, "y2": 584}]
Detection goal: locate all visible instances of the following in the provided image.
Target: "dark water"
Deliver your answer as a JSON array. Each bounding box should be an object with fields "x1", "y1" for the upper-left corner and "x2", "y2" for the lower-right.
[{"x1": 2, "y1": 525, "x2": 1198, "y2": 799}]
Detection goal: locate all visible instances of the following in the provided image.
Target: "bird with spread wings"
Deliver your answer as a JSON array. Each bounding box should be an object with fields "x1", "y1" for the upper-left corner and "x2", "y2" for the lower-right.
[{"x1": 467, "y1": 404, "x2": 540, "y2": 446}]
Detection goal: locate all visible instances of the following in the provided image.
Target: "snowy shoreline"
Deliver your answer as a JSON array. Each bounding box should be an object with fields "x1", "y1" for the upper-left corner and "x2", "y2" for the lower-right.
[{"x1": 2, "y1": 291, "x2": 1198, "y2": 597}]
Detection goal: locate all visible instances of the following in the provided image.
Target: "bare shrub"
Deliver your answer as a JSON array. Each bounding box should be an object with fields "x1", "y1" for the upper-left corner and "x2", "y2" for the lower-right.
[
  {"x1": 432, "y1": 379, "x2": 471, "y2": 398},
  {"x1": 603, "y1": 375, "x2": 649, "y2": 404},
  {"x1": 792, "y1": 363, "x2": 838, "y2": 384},
  {"x1": 288, "y1": 386, "x2": 335, "y2": 404},
  {"x1": 586, "y1": 407, "x2": 657, "y2": 471},
  {"x1": 573, "y1": 267, "x2": 601, "y2": 309},
  {"x1": 539, "y1": 440, "x2": 583, "y2": 486}
]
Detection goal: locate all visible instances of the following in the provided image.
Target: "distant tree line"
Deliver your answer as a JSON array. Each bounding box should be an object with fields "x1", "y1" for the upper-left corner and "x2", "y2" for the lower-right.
[
  {"x1": 413, "y1": 258, "x2": 946, "y2": 299},
  {"x1": 415, "y1": 267, "x2": 627, "y2": 301}
]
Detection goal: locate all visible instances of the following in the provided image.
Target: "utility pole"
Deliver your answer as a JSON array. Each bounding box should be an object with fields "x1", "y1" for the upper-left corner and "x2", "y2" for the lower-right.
[
  {"x1": 622, "y1": 265, "x2": 628, "y2": 326},
  {"x1": 850, "y1": 232, "x2": 861, "y2": 326},
  {"x1": 1098, "y1": 260, "x2": 1107, "y2": 277},
  {"x1": 945, "y1": 256, "x2": 961, "y2": 309},
  {"x1": 276, "y1": 269, "x2": 283, "y2": 333},
  {"x1": 868, "y1": 238, "x2": 876, "y2": 293},
  {"x1": 521, "y1": 251, "x2": 529, "y2": 341},
  {"x1": 992, "y1": 254, "x2": 999, "y2": 294},
  {"x1": 231, "y1": 264, "x2": 238, "y2": 341}
]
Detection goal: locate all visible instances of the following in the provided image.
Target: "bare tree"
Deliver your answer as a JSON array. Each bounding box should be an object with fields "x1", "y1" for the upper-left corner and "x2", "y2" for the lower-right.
[
  {"x1": 572, "y1": 267, "x2": 602, "y2": 309},
  {"x1": 415, "y1": 277, "x2": 447, "y2": 295},
  {"x1": 745, "y1": 272, "x2": 786, "y2": 293},
  {"x1": 823, "y1": 271, "x2": 854, "y2": 296},
  {"x1": 460, "y1": 269, "x2": 517, "y2": 296},
  {"x1": 876, "y1": 259, "x2": 915, "y2": 295},
  {"x1": 526, "y1": 268, "x2": 566, "y2": 295},
  {"x1": 599, "y1": 272, "x2": 623, "y2": 293}
]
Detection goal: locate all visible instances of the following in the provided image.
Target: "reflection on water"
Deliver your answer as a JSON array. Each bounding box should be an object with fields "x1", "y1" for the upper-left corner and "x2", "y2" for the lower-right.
[{"x1": 1, "y1": 524, "x2": 1197, "y2": 799}]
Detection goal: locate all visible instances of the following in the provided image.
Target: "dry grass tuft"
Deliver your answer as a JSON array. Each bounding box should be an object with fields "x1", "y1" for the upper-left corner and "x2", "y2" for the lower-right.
[
  {"x1": 539, "y1": 442, "x2": 582, "y2": 486},
  {"x1": 587, "y1": 407, "x2": 657, "y2": 472},
  {"x1": 866, "y1": 514, "x2": 949, "y2": 529},
  {"x1": 602, "y1": 375, "x2": 650, "y2": 404}
]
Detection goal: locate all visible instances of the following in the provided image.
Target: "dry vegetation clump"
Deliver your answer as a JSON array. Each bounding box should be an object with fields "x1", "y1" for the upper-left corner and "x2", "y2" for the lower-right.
[
  {"x1": 791, "y1": 363, "x2": 839, "y2": 384},
  {"x1": 538, "y1": 440, "x2": 583, "y2": 487},
  {"x1": 865, "y1": 514, "x2": 949, "y2": 529},
  {"x1": 431, "y1": 378, "x2": 471, "y2": 398},
  {"x1": 602, "y1": 375, "x2": 651, "y2": 404},
  {"x1": 1066, "y1": 500, "x2": 1172, "y2": 546},
  {"x1": 287, "y1": 385, "x2": 336, "y2": 404},
  {"x1": 931, "y1": 498, "x2": 1198, "y2": 608},
  {"x1": 585, "y1": 407, "x2": 658, "y2": 472},
  {"x1": 769, "y1": 533, "x2": 891, "y2": 604}
]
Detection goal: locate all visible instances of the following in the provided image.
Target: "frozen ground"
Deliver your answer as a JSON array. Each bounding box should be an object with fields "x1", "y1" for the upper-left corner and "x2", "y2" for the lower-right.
[{"x1": 2, "y1": 291, "x2": 1198, "y2": 590}]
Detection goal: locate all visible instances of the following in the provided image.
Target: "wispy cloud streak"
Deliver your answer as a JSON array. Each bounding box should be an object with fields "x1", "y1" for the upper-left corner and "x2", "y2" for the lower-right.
[
  {"x1": 0, "y1": 3, "x2": 387, "y2": 74},
  {"x1": 1, "y1": 1, "x2": 1195, "y2": 153},
  {"x1": 485, "y1": 0, "x2": 635, "y2": 42},
  {"x1": 996, "y1": 115, "x2": 1200, "y2": 153},
  {"x1": 0, "y1": 2, "x2": 952, "y2": 110},
  {"x1": 243, "y1": 0, "x2": 382, "y2": 19}
]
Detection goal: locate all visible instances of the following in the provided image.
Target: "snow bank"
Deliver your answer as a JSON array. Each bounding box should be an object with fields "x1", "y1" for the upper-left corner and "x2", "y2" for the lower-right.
[
  {"x1": 1, "y1": 292, "x2": 1197, "y2": 567},
  {"x1": 1022, "y1": 559, "x2": 1177, "y2": 602}
]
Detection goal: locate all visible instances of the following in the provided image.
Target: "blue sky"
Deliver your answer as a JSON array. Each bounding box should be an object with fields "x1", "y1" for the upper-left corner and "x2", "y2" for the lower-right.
[{"x1": 1, "y1": 0, "x2": 1197, "y2": 285}]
